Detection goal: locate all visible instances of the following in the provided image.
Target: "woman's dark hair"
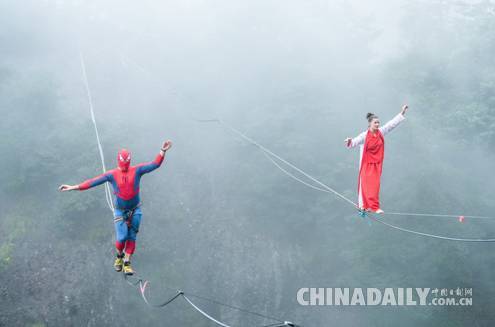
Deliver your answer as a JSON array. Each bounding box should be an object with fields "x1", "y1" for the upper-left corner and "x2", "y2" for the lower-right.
[{"x1": 367, "y1": 112, "x2": 378, "y2": 122}]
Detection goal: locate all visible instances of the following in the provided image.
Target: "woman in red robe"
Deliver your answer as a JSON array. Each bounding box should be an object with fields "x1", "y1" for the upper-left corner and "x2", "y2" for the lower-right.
[{"x1": 345, "y1": 105, "x2": 408, "y2": 213}]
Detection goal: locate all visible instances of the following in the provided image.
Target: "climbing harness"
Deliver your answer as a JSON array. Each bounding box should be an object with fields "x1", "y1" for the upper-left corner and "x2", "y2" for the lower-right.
[
  {"x1": 79, "y1": 53, "x2": 301, "y2": 327},
  {"x1": 114, "y1": 203, "x2": 141, "y2": 233}
]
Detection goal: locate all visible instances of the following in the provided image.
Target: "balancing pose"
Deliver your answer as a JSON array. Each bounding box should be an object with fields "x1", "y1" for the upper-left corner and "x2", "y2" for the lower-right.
[
  {"x1": 59, "y1": 140, "x2": 172, "y2": 275},
  {"x1": 345, "y1": 105, "x2": 408, "y2": 214}
]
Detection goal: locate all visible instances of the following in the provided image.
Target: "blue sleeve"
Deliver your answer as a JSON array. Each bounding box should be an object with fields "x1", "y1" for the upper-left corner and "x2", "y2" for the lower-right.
[
  {"x1": 78, "y1": 172, "x2": 112, "y2": 190},
  {"x1": 136, "y1": 154, "x2": 164, "y2": 176}
]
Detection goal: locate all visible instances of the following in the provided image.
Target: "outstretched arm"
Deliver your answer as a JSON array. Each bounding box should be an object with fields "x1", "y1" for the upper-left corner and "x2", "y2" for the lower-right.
[
  {"x1": 136, "y1": 140, "x2": 172, "y2": 175},
  {"x1": 345, "y1": 131, "x2": 367, "y2": 148},
  {"x1": 59, "y1": 171, "x2": 112, "y2": 192},
  {"x1": 379, "y1": 105, "x2": 408, "y2": 136}
]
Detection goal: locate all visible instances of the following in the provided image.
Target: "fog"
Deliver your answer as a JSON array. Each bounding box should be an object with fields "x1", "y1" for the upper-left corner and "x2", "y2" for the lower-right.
[{"x1": 1, "y1": 0, "x2": 495, "y2": 326}]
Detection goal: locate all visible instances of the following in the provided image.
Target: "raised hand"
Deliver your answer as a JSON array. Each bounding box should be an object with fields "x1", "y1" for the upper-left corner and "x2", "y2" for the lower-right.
[{"x1": 162, "y1": 140, "x2": 173, "y2": 151}]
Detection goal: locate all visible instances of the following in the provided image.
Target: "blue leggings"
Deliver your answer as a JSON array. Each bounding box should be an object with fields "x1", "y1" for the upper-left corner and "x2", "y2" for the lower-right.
[{"x1": 114, "y1": 207, "x2": 142, "y2": 243}]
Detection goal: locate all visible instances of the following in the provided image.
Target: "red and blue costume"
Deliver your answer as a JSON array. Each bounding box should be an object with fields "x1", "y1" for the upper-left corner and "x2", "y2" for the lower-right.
[{"x1": 77, "y1": 149, "x2": 164, "y2": 255}]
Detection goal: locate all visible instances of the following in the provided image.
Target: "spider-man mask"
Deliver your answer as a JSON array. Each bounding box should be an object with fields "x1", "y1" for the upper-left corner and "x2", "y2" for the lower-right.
[{"x1": 117, "y1": 149, "x2": 131, "y2": 172}]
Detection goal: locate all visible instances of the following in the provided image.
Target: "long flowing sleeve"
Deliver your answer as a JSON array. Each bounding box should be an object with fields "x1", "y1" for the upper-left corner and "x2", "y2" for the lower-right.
[
  {"x1": 379, "y1": 113, "x2": 405, "y2": 137},
  {"x1": 347, "y1": 130, "x2": 367, "y2": 148}
]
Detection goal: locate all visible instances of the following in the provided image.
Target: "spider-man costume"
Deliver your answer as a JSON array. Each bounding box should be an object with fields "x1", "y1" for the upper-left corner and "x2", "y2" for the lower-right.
[{"x1": 77, "y1": 149, "x2": 164, "y2": 255}]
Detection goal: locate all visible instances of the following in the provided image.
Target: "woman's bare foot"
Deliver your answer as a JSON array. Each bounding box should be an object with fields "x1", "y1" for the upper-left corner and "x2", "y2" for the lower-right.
[{"x1": 375, "y1": 209, "x2": 384, "y2": 214}]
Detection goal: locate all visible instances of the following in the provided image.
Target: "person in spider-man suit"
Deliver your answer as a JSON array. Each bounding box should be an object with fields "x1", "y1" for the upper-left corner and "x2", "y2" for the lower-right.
[{"x1": 59, "y1": 140, "x2": 172, "y2": 275}]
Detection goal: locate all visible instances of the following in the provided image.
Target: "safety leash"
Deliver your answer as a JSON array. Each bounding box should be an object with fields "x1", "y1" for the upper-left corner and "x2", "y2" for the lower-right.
[
  {"x1": 80, "y1": 54, "x2": 302, "y2": 327},
  {"x1": 80, "y1": 52, "x2": 114, "y2": 212}
]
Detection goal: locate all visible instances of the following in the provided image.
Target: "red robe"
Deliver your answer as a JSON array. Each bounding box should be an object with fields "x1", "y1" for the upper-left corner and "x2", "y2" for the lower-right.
[
  {"x1": 348, "y1": 113, "x2": 405, "y2": 211},
  {"x1": 358, "y1": 130, "x2": 385, "y2": 211}
]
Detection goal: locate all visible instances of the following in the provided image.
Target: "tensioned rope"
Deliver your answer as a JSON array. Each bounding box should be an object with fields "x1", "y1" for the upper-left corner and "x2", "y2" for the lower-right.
[
  {"x1": 79, "y1": 52, "x2": 114, "y2": 212},
  {"x1": 79, "y1": 54, "x2": 300, "y2": 327},
  {"x1": 196, "y1": 119, "x2": 495, "y2": 242},
  {"x1": 123, "y1": 273, "x2": 298, "y2": 327},
  {"x1": 381, "y1": 211, "x2": 494, "y2": 220},
  {"x1": 196, "y1": 119, "x2": 357, "y2": 208},
  {"x1": 262, "y1": 140, "x2": 494, "y2": 221},
  {"x1": 263, "y1": 148, "x2": 494, "y2": 221}
]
